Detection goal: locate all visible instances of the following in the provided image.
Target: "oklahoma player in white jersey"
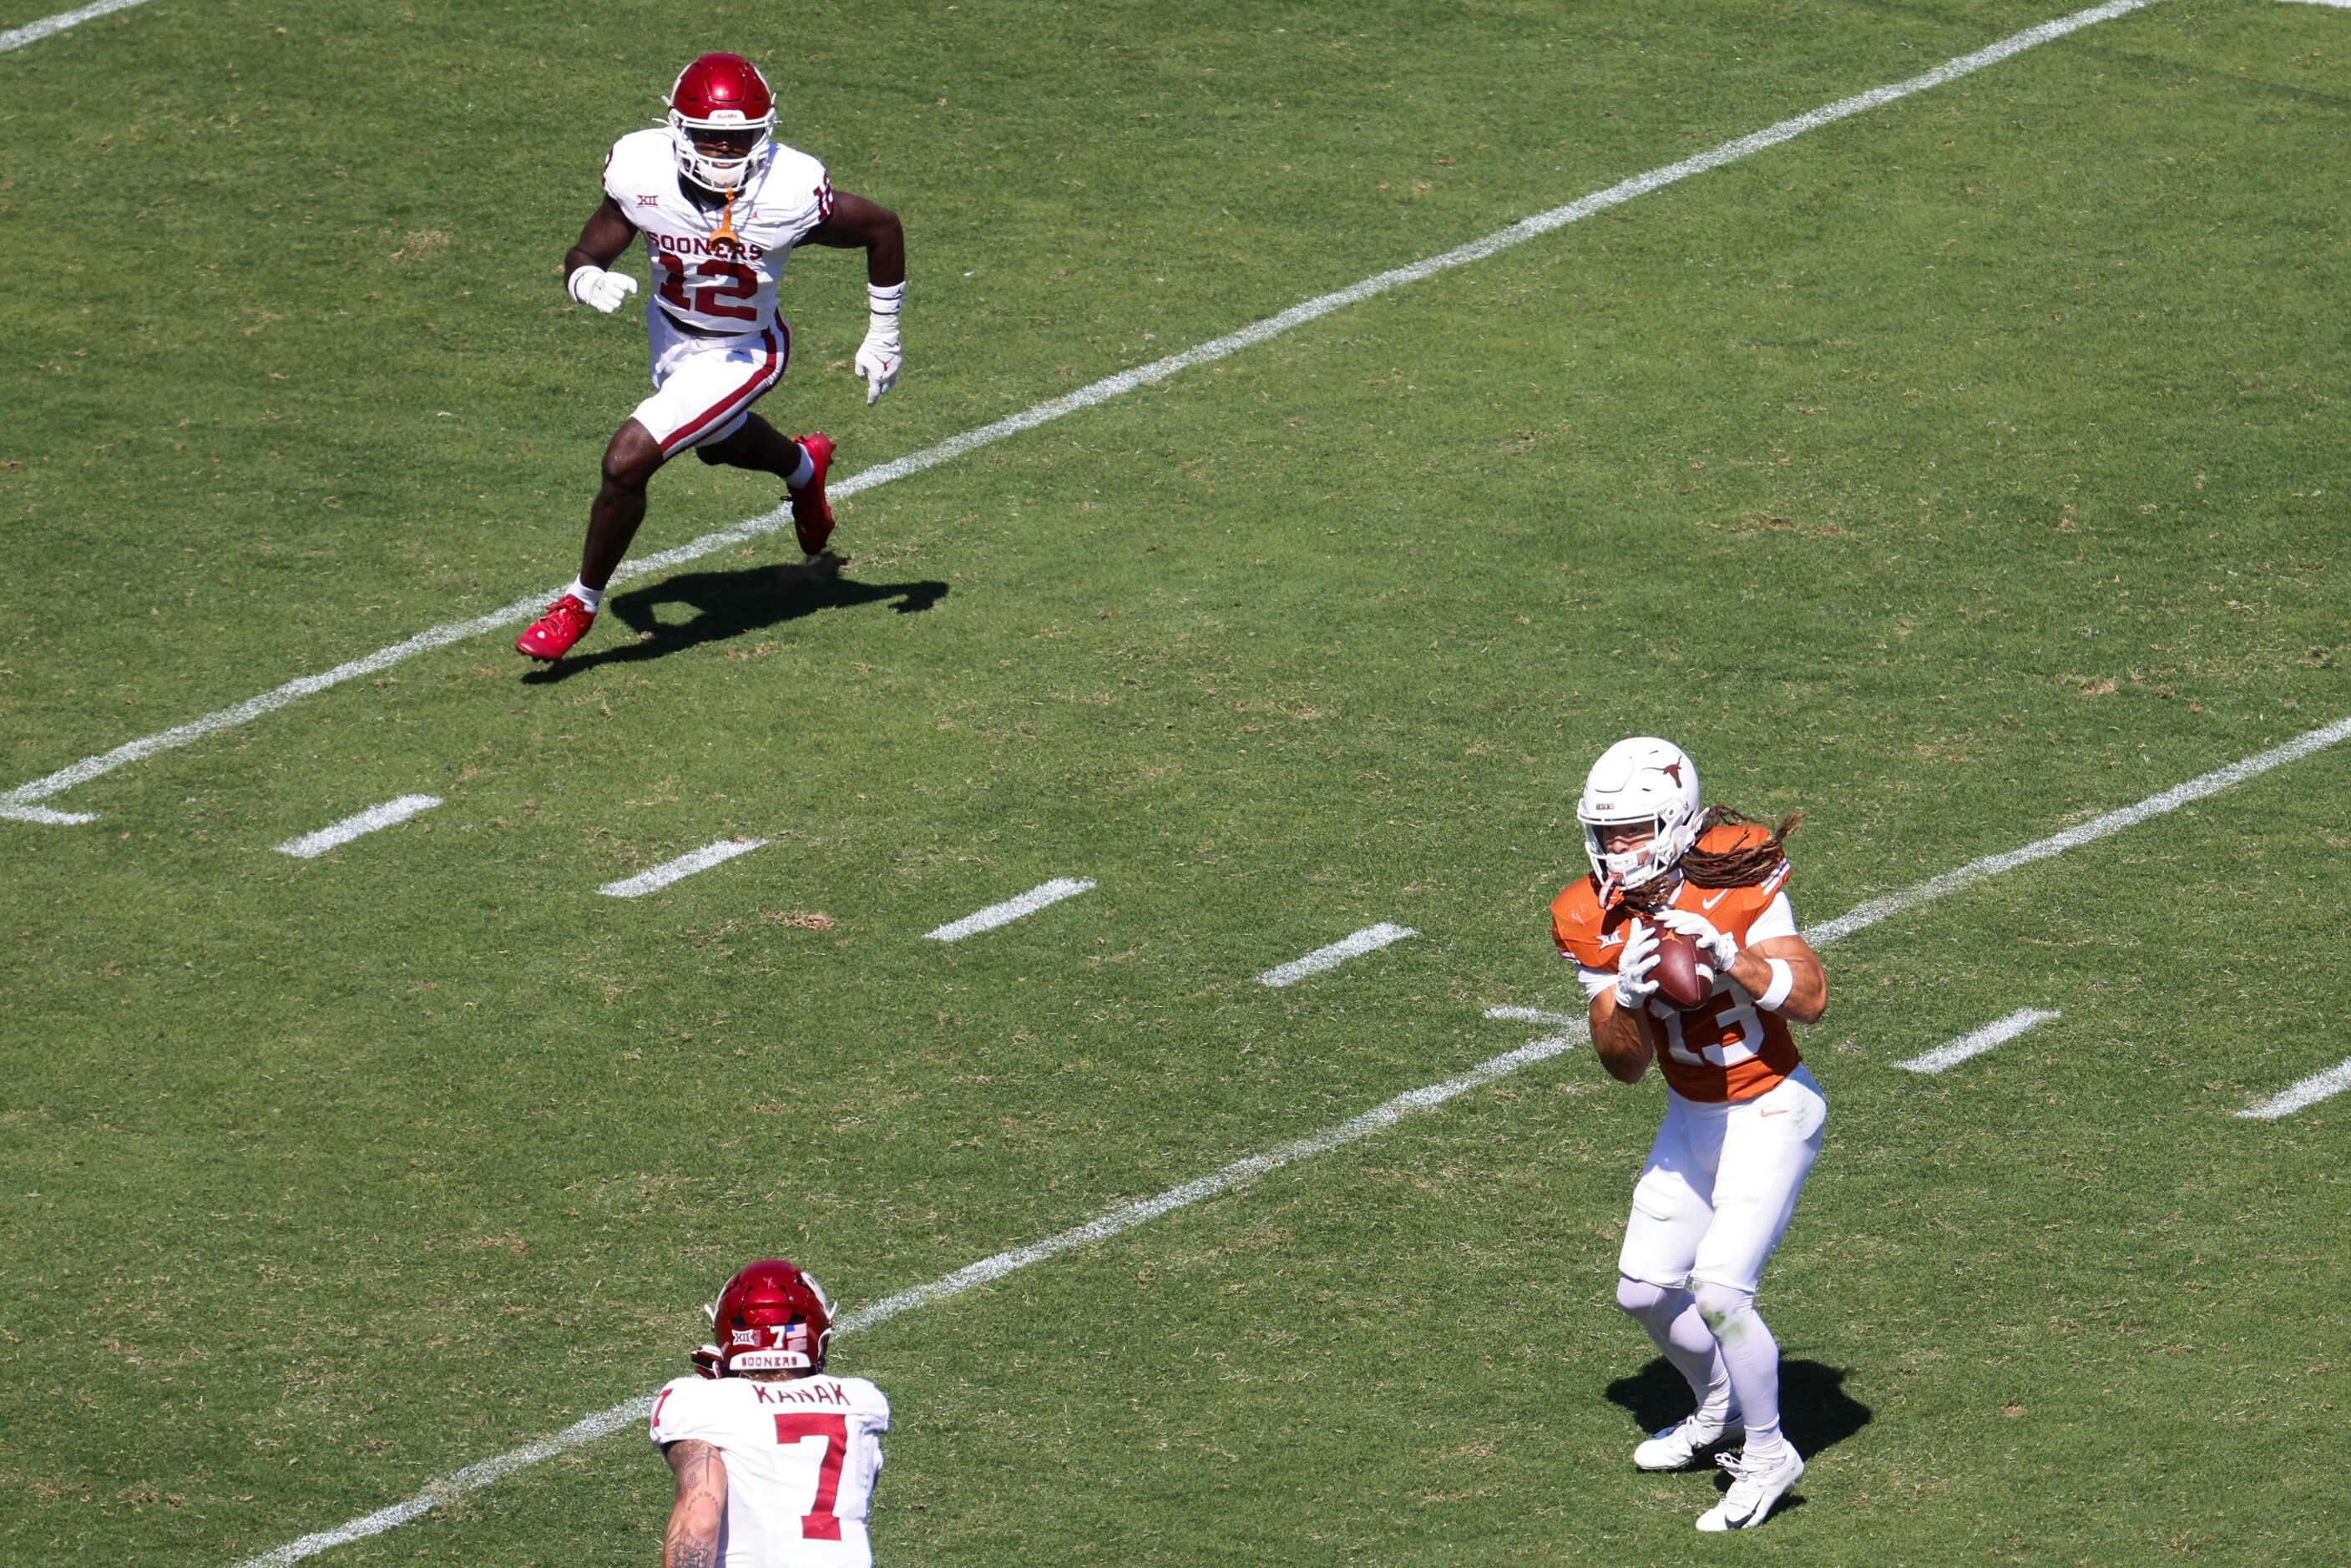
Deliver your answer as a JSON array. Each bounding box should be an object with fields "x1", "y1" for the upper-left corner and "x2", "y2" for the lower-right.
[
  {"x1": 1551, "y1": 737, "x2": 1828, "y2": 1532},
  {"x1": 518, "y1": 53, "x2": 907, "y2": 661},
  {"x1": 650, "y1": 1257, "x2": 890, "y2": 1568}
]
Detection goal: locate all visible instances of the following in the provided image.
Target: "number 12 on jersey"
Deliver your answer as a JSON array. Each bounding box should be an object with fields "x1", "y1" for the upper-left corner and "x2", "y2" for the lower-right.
[{"x1": 773, "y1": 1413, "x2": 847, "y2": 1541}]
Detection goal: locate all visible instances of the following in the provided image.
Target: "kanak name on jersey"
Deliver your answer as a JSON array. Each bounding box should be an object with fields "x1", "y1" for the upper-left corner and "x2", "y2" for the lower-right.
[{"x1": 747, "y1": 1378, "x2": 854, "y2": 1408}]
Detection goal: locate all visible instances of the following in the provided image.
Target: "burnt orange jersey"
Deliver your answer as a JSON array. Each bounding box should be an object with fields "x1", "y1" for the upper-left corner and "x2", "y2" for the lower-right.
[{"x1": 1552, "y1": 822, "x2": 1799, "y2": 1104}]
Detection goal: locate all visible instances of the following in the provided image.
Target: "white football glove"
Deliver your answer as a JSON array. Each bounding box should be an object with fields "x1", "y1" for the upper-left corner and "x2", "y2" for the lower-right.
[
  {"x1": 855, "y1": 321, "x2": 902, "y2": 405},
  {"x1": 1656, "y1": 908, "x2": 1737, "y2": 970},
  {"x1": 1612, "y1": 919, "x2": 1661, "y2": 1009},
  {"x1": 567, "y1": 265, "x2": 639, "y2": 315}
]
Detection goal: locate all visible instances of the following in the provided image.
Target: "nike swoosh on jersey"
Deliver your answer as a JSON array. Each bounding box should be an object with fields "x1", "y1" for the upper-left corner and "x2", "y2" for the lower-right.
[{"x1": 1701, "y1": 889, "x2": 1729, "y2": 910}]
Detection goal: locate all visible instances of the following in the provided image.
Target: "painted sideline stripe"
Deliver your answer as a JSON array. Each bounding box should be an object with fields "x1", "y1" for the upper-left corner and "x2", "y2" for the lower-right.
[
  {"x1": 597, "y1": 838, "x2": 766, "y2": 898},
  {"x1": 237, "y1": 702, "x2": 2340, "y2": 1566},
  {"x1": 924, "y1": 878, "x2": 1095, "y2": 942},
  {"x1": 0, "y1": 0, "x2": 148, "y2": 53},
  {"x1": 1259, "y1": 923, "x2": 1418, "y2": 987},
  {"x1": 2, "y1": 0, "x2": 2156, "y2": 825},
  {"x1": 275, "y1": 796, "x2": 442, "y2": 859},
  {"x1": 2278, "y1": 1, "x2": 2351, "y2": 9},
  {"x1": 1896, "y1": 1008, "x2": 2059, "y2": 1074},
  {"x1": 2236, "y1": 1058, "x2": 2351, "y2": 1120}
]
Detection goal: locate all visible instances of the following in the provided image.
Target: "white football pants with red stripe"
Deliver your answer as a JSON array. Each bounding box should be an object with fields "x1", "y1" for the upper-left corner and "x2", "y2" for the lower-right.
[{"x1": 631, "y1": 308, "x2": 791, "y2": 457}]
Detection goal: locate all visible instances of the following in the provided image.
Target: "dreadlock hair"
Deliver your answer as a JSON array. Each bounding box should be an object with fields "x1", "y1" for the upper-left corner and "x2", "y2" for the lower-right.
[
  {"x1": 1682, "y1": 807, "x2": 1800, "y2": 886},
  {"x1": 1618, "y1": 807, "x2": 1800, "y2": 913}
]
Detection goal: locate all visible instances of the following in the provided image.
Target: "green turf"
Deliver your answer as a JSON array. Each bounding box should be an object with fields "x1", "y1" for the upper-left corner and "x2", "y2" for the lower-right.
[{"x1": 4, "y1": 0, "x2": 2351, "y2": 1561}]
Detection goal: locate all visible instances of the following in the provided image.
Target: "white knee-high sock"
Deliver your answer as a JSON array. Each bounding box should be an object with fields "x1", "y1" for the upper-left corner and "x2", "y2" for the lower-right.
[
  {"x1": 1617, "y1": 1277, "x2": 1734, "y2": 1421},
  {"x1": 1694, "y1": 1282, "x2": 1787, "y2": 1458}
]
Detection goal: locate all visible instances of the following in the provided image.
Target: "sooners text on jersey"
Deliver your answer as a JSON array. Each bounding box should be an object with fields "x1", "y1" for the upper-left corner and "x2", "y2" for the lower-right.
[
  {"x1": 649, "y1": 1372, "x2": 890, "y2": 1567},
  {"x1": 1553, "y1": 822, "x2": 1799, "y2": 1104},
  {"x1": 603, "y1": 128, "x2": 833, "y2": 336}
]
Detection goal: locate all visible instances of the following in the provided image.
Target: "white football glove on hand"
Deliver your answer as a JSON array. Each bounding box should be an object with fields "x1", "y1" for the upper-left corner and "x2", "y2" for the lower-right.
[
  {"x1": 567, "y1": 265, "x2": 639, "y2": 315},
  {"x1": 855, "y1": 323, "x2": 901, "y2": 405},
  {"x1": 1656, "y1": 908, "x2": 1738, "y2": 970},
  {"x1": 690, "y1": 1343, "x2": 724, "y2": 1380},
  {"x1": 855, "y1": 281, "x2": 904, "y2": 405},
  {"x1": 1613, "y1": 918, "x2": 1662, "y2": 1010}
]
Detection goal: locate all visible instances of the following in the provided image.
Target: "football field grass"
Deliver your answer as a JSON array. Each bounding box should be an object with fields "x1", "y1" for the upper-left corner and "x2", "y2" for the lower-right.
[{"x1": 4, "y1": 0, "x2": 2350, "y2": 1561}]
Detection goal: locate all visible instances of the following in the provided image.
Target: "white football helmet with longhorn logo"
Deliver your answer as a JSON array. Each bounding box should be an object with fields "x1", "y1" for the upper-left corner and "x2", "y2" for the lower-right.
[{"x1": 1576, "y1": 736, "x2": 1702, "y2": 903}]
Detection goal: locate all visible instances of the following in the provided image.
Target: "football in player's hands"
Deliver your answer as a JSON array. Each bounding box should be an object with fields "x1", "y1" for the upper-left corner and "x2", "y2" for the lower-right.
[{"x1": 1651, "y1": 929, "x2": 1712, "y2": 1010}]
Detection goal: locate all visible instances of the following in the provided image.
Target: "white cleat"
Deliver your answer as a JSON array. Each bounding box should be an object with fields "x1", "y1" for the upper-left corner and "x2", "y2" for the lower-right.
[
  {"x1": 1633, "y1": 1411, "x2": 1744, "y2": 1472},
  {"x1": 1696, "y1": 1444, "x2": 1804, "y2": 1531}
]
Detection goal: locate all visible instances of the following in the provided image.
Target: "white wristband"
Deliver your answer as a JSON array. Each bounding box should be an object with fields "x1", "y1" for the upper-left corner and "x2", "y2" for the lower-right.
[
  {"x1": 1758, "y1": 959, "x2": 1794, "y2": 1012},
  {"x1": 566, "y1": 265, "x2": 599, "y2": 304},
  {"x1": 867, "y1": 281, "x2": 904, "y2": 316}
]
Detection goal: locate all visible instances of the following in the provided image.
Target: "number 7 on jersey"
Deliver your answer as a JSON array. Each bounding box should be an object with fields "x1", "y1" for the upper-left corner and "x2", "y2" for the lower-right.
[{"x1": 773, "y1": 1412, "x2": 848, "y2": 1541}]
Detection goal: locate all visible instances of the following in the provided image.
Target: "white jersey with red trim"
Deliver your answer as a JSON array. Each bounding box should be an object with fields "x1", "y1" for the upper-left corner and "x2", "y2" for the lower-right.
[
  {"x1": 602, "y1": 127, "x2": 833, "y2": 336},
  {"x1": 647, "y1": 1372, "x2": 890, "y2": 1568}
]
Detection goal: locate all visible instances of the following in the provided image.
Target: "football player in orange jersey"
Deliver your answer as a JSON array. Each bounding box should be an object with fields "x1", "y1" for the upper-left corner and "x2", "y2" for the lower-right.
[{"x1": 1551, "y1": 736, "x2": 1828, "y2": 1532}]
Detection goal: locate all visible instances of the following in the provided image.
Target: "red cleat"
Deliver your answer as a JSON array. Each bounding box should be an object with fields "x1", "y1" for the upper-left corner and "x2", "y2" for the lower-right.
[
  {"x1": 517, "y1": 594, "x2": 595, "y2": 661},
  {"x1": 789, "y1": 432, "x2": 836, "y2": 556}
]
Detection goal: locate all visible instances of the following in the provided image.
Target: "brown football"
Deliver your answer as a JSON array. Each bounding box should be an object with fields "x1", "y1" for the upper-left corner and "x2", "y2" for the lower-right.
[{"x1": 1651, "y1": 930, "x2": 1712, "y2": 1010}]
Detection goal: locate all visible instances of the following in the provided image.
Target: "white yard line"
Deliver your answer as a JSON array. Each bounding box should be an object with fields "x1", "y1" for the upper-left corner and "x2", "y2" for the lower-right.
[
  {"x1": 239, "y1": 1029, "x2": 1589, "y2": 1568},
  {"x1": 0, "y1": 803, "x2": 99, "y2": 825},
  {"x1": 0, "y1": 0, "x2": 149, "y2": 53},
  {"x1": 1258, "y1": 923, "x2": 1418, "y2": 987},
  {"x1": 596, "y1": 838, "x2": 766, "y2": 898},
  {"x1": 2277, "y1": 1, "x2": 2351, "y2": 9},
  {"x1": 1895, "y1": 1007, "x2": 2060, "y2": 1074},
  {"x1": 2236, "y1": 1058, "x2": 2351, "y2": 1120},
  {"x1": 1804, "y1": 713, "x2": 2351, "y2": 946},
  {"x1": 1484, "y1": 1005, "x2": 1585, "y2": 1027},
  {"x1": 4, "y1": 0, "x2": 2155, "y2": 827},
  {"x1": 924, "y1": 878, "x2": 1095, "y2": 942},
  {"x1": 275, "y1": 795, "x2": 442, "y2": 859},
  {"x1": 240, "y1": 704, "x2": 2345, "y2": 1564}
]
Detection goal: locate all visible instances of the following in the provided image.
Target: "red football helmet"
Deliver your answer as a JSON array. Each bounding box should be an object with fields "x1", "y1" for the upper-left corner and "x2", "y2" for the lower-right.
[
  {"x1": 706, "y1": 1258, "x2": 832, "y2": 1375},
  {"x1": 666, "y1": 53, "x2": 776, "y2": 193}
]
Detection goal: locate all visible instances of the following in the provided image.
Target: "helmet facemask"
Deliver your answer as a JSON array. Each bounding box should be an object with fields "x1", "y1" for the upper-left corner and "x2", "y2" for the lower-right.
[{"x1": 670, "y1": 114, "x2": 771, "y2": 195}]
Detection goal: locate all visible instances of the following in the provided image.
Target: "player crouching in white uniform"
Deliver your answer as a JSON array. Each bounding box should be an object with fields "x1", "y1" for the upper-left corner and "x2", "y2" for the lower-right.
[
  {"x1": 519, "y1": 52, "x2": 906, "y2": 662},
  {"x1": 1550, "y1": 737, "x2": 1828, "y2": 1531},
  {"x1": 650, "y1": 1258, "x2": 891, "y2": 1568}
]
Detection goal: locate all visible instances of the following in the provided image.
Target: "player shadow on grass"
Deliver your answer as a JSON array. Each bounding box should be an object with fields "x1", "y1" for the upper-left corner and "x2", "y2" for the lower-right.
[
  {"x1": 1605, "y1": 1356, "x2": 1872, "y2": 1467},
  {"x1": 522, "y1": 564, "x2": 948, "y2": 682}
]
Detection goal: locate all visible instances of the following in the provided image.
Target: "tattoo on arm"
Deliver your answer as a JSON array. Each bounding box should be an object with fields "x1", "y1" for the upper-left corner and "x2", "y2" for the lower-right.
[{"x1": 663, "y1": 1439, "x2": 726, "y2": 1568}]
